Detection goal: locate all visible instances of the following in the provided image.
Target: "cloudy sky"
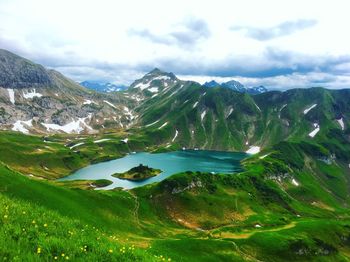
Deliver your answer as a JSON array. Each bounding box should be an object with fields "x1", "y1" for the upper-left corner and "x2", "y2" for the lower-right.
[{"x1": 1, "y1": 0, "x2": 350, "y2": 89}]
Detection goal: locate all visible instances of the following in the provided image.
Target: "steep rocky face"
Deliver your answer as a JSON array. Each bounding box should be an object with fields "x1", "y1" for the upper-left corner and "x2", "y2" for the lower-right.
[
  {"x1": 0, "y1": 50, "x2": 137, "y2": 134},
  {"x1": 0, "y1": 49, "x2": 54, "y2": 89},
  {"x1": 125, "y1": 68, "x2": 180, "y2": 102}
]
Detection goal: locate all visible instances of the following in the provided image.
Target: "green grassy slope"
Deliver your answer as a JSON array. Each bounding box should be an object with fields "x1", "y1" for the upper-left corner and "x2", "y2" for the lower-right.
[
  {"x1": 2, "y1": 126, "x2": 350, "y2": 261},
  {"x1": 134, "y1": 86, "x2": 350, "y2": 152},
  {"x1": 0, "y1": 131, "x2": 160, "y2": 179}
]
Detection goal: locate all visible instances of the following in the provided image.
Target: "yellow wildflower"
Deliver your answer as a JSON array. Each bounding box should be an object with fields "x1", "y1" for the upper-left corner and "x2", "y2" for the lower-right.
[
  {"x1": 3, "y1": 215, "x2": 8, "y2": 219},
  {"x1": 108, "y1": 249, "x2": 113, "y2": 253},
  {"x1": 37, "y1": 247, "x2": 41, "y2": 254},
  {"x1": 43, "y1": 223, "x2": 48, "y2": 227},
  {"x1": 54, "y1": 256, "x2": 58, "y2": 260}
]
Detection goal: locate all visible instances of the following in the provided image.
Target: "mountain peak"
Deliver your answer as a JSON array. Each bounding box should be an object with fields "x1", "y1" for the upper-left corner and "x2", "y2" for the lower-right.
[
  {"x1": 148, "y1": 68, "x2": 163, "y2": 74},
  {"x1": 0, "y1": 49, "x2": 55, "y2": 89},
  {"x1": 202, "y1": 79, "x2": 267, "y2": 94},
  {"x1": 248, "y1": 85, "x2": 268, "y2": 95},
  {"x1": 143, "y1": 68, "x2": 177, "y2": 80},
  {"x1": 203, "y1": 80, "x2": 221, "y2": 88}
]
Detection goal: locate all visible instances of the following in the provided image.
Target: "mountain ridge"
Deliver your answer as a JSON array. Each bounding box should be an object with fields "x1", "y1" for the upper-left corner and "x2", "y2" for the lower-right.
[
  {"x1": 0, "y1": 49, "x2": 349, "y2": 155},
  {"x1": 80, "y1": 81, "x2": 127, "y2": 92},
  {"x1": 203, "y1": 79, "x2": 268, "y2": 94}
]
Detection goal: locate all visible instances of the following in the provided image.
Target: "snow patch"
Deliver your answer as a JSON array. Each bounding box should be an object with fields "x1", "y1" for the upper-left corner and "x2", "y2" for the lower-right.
[
  {"x1": 103, "y1": 100, "x2": 117, "y2": 109},
  {"x1": 69, "y1": 142, "x2": 84, "y2": 149},
  {"x1": 193, "y1": 101, "x2": 199, "y2": 108},
  {"x1": 337, "y1": 118, "x2": 345, "y2": 130},
  {"x1": 291, "y1": 178, "x2": 299, "y2": 186},
  {"x1": 279, "y1": 104, "x2": 287, "y2": 118},
  {"x1": 308, "y1": 123, "x2": 320, "y2": 138},
  {"x1": 152, "y1": 76, "x2": 170, "y2": 81},
  {"x1": 123, "y1": 106, "x2": 135, "y2": 120},
  {"x1": 246, "y1": 146, "x2": 261, "y2": 154},
  {"x1": 120, "y1": 138, "x2": 128, "y2": 143},
  {"x1": 145, "y1": 119, "x2": 160, "y2": 127},
  {"x1": 201, "y1": 110, "x2": 206, "y2": 121},
  {"x1": 23, "y1": 89, "x2": 42, "y2": 99},
  {"x1": 172, "y1": 130, "x2": 179, "y2": 142},
  {"x1": 134, "y1": 82, "x2": 151, "y2": 90},
  {"x1": 94, "y1": 138, "x2": 111, "y2": 143},
  {"x1": 83, "y1": 99, "x2": 97, "y2": 105},
  {"x1": 280, "y1": 104, "x2": 287, "y2": 111},
  {"x1": 42, "y1": 115, "x2": 92, "y2": 134},
  {"x1": 303, "y1": 104, "x2": 317, "y2": 115},
  {"x1": 227, "y1": 108, "x2": 234, "y2": 118},
  {"x1": 148, "y1": 87, "x2": 158, "y2": 93},
  {"x1": 12, "y1": 119, "x2": 33, "y2": 134},
  {"x1": 254, "y1": 102, "x2": 261, "y2": 111},
  {"x1": 259, "y1": 154, "x2": 270, "y2": 159},
  {"x1": 158, "y1": 122, "x2": 168, "y2": 129},
  {"x1": 7, "y1": 89, "x2": 15, "y2": 104}
]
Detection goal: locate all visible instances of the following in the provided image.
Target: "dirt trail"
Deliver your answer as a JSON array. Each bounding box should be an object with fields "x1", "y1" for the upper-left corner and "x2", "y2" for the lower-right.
[
  {"x1": 128, "y1": 191, "x2": 140, "y2": 226},
  {"x1": 212, "y1": 221, "x2": 297, "y2": 239}
]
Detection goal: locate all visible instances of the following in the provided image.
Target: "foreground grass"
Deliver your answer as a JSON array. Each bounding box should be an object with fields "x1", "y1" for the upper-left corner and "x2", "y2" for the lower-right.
[{"x1": 0, "y1": 194, "x2": 159, "y2": 261}]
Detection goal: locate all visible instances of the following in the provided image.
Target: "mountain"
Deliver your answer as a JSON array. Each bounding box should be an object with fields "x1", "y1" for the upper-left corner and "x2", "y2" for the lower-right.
[
  {"x1": 0, "y1": 49, "x2": 135, "y2": 134},
  {"x1": 134, "y1": 81, "x2": 350, "y2": 152},
  {"x1": 0, "y1": 51, "x2": 348, "y2": 152},
  {"x1": 80, "y1": 81, "x2": 127, "y2": 92},
  {"x1": 0, "y1": 49, "x2": 54, "y2": 89},
  {"x1": 221, "y1": 79, "x2": 246, "y2": 92},
  {"x1": 1, "y1": 52, "x2": 350, "y2": 261},
  {"x1": 124, "y1": 67, "x2": 183, "y2": 102},
  {"x1": 203, "y1": 80, "x2": 221, "y2": 88},
  {"x1": 248, "y1": 85, "x2": 268, "y2": 95},
  {"x1": 203, "y1": 78, "x2": 268, "y2": 95}
]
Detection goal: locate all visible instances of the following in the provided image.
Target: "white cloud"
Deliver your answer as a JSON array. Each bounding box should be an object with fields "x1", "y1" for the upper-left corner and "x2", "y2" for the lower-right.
[{"x1": 0, "y1": 0, "x2": 349, "y2": 88}]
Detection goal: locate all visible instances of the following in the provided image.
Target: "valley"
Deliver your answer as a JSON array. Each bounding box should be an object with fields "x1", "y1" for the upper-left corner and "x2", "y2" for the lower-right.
[{"x1": 0, "y1": 49, "x2": 350, "y2": 261}]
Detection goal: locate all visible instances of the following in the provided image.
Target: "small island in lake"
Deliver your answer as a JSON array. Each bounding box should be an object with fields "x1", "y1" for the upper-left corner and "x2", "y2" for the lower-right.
[{"x1": 112, "y1": 164, "x2": 162, "y2": 181}]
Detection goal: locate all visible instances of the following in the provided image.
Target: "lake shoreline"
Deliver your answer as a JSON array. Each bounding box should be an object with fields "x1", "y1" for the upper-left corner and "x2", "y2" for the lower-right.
[{"x1": 58, "y1": 150, "x2": 248, "y2": 190}]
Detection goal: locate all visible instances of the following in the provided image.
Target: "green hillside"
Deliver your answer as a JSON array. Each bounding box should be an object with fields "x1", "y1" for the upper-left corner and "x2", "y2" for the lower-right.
[
  {"x1": 1, "y1": 63, "x2": 350, "y2": 261},
  {"x1": 135, "y1": 84, "x2": 350, "y2": 152},
  {"x1": 1, "y1": 125, "x2": 350, "y2": 260}
]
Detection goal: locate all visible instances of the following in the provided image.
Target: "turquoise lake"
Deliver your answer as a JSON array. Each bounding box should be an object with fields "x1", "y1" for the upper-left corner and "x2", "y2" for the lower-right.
[{"x1": 59, "y1": 150, "x2": 248, "y2": 189}]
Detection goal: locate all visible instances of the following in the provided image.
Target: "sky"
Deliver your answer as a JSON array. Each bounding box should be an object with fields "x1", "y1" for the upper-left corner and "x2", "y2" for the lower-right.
[{"x1": 0, "y1": 0, "x2": 350, "y2": 89}]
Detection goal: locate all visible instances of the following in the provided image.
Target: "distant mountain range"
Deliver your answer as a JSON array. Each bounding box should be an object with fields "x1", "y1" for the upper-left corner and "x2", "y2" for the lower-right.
[
  {"x1": 203, "y1": 80, "x2": 268, "y2": 95},
  {"x1": 80, "y1": 81, "x2": 127, "y2": 92}
]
